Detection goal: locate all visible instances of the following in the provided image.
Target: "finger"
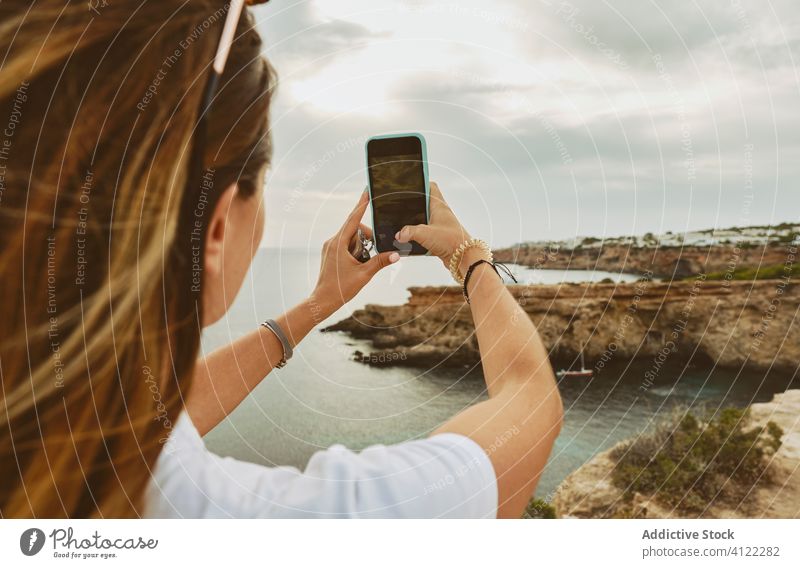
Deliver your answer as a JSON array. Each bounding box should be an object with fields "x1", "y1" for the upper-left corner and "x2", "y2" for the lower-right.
[
  {"x1": 339, "y1": 187, "x2": 369, "y2": 239},
  {"x1": 347, "y1": 228, "x2": 360, "y2": 253},
  {"x1": 363, "y1": 250, "x2": 400, "y2": 276},
  {"x1": 429, "y1": 181, "x2": 446, "y2": 207},
  {"x1": 395, "y1": 223, "x2": 431, "y2": 245},
  {"x1": 346, "y1": 223, "x2": 374, "y2": 258},
  {"x1": 358, "y1": 223, "x2": 373, "y2": 240}
]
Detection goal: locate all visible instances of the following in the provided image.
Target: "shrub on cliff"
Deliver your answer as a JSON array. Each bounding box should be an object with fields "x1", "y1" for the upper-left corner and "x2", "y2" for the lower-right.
[
  {"x1": 610, "y1": 407, "x2": 783, "y2": 513},
  {"x1": 701, "y1": 262, "x2": 799, "y2": 281},
  {"x1": 522, "y1": 498, "x2": 557, "y2": 519}
]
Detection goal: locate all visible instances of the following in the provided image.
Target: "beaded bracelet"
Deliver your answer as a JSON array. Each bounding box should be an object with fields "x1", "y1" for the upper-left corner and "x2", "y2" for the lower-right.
[{"x1": 448, "y1": 238, "x2": 492, "y2": 285}]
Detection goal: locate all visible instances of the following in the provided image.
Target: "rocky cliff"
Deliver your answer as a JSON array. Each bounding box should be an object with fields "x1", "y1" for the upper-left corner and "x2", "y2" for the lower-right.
[
  {"x1": 492, "y1": 242, "x2": 794, "y2": 279},
  {"x1": 552, "y1": 389, "x2": 800, "y2": 518},
  {"x1": 324, "y1": 279, "x2": 798, "y2": 373}
]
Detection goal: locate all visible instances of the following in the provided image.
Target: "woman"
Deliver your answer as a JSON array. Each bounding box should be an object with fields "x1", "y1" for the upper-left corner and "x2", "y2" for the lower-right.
[{"x1": 0, "y1": 1, "x2": 562, "y2": 518}]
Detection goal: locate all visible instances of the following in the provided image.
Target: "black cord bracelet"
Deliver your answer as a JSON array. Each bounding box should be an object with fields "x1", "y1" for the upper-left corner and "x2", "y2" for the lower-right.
[{"x1": 462, "y1": 259, "x2": 518, "y2": 303}]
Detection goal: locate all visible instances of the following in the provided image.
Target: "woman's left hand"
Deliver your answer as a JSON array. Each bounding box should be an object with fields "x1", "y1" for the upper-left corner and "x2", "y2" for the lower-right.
[{"x1": 309, "y1": 190, "x2": 399, "y2": 318}]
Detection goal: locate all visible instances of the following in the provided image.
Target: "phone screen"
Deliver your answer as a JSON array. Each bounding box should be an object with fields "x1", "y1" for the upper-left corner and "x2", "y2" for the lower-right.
[{"x1": 367, "y1": 136, "x2": 428, "y2": 254}]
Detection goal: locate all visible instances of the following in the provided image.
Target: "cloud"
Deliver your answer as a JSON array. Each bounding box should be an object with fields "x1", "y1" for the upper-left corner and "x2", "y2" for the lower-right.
[{"x1": 252, "y1": 0, "x2": 800, "y2": 248}]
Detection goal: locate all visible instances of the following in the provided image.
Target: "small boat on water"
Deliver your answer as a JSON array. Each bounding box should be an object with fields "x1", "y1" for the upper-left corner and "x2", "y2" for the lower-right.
[{"x1": 556, "y1": 351, "x2": 594, "y2": 379}]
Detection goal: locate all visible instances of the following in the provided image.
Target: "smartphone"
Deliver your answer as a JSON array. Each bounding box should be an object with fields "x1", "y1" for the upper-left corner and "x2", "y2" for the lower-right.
[{"x1": 365, "y1": 133, "x2": 429, "y2": 255}]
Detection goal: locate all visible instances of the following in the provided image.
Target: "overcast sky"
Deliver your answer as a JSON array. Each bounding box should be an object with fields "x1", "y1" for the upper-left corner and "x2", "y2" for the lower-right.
[{"x1": 251, "y1": 0, "x2": 800, "y2": 249}]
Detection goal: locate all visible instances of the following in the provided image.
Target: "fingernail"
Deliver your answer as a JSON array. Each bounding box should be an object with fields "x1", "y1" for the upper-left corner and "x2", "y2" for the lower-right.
[
  {"x1": 394, "y1": 231, "x2": 400, "y2": 240},
  {"x1": 389, "y1": 252, "x2": 400, "y2": 263}
]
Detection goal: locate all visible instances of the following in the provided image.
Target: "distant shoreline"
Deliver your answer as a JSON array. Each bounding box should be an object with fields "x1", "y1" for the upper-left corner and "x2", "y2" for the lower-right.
[
  {"x1": 493, "y1": 223, "x2": 798, "y2": 279},
  {"x1": 260, "y1": 222, "x2": 800, "y2": 254}
]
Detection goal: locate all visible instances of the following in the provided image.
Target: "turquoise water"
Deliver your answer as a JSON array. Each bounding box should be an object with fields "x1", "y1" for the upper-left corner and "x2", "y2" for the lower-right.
[{"x1": 202, "y1": 248, "x2": 793, "y2": 502}]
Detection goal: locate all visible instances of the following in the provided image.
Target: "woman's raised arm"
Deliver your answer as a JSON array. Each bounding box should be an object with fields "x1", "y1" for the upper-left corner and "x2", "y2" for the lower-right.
[
  {"x1": 395, "y1": 183, "x2": 563, "y2": 518},
  {"x1": 187, "y1": 191, "x2": 398, "y2": 436}
]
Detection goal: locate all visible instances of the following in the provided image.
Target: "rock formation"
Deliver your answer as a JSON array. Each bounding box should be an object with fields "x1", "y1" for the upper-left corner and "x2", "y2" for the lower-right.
[
  {"x1": 552, "y1": 389, "x2": 800, "y2": 518},
  {"x1": 492, "y1": 242, "x2": 794, "y2": 279},
  {"x1": 324, "y1": 279, "x2": 798, "y2": 374}
]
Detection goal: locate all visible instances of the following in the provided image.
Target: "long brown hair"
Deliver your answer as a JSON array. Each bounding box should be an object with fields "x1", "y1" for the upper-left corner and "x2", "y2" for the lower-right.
[{"x1": 0, "y1": 0, "x2": 275, "y2": 517}]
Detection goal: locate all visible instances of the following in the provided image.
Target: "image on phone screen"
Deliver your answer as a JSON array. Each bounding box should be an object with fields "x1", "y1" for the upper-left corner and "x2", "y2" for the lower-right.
[{"x1": 367, "y1": 136, "x2": 428, "y2": 255}]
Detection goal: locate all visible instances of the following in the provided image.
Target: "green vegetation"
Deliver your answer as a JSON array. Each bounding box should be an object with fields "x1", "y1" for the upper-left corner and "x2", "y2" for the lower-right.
[
  {"x1": 611, "y1": 407, "x2": 783, "y2": 513},
  {"x1": 722, "y1": 222, "x2": 797, "y2": 232},
  {"x1": 503, "y1": 223, "x2": 798, "y2": 255},
  {"x1": 522, "y1": 498, "x2": 557, "y2": 519},
  {"x1": 776, "y1": 231, "x2": 799, "y2": 243},
  {"x1": 701, "y1": 262, "x2": 799, "y2": 282}
]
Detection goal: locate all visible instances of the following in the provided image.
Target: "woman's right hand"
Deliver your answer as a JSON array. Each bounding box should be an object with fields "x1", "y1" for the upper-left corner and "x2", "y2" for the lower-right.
[{"x1": 394, "y1": 182, "x2": 474, "y2": 269}]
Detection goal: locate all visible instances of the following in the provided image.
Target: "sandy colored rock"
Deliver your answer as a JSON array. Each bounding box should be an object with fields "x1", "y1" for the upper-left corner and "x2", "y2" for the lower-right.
[
  {"x1": 493, "y1": 242, "x2": 793, "y2": 279},
  {"x1": 553, "y1": 390, "x2": 800, "y2": 519},
  {"x1": 325, "y1": 280, "x2": 798, "y2": 373}
]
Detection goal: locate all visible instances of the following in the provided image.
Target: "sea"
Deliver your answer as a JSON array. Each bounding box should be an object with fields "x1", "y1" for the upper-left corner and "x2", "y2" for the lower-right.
[{"x1": 202, "y1": 248, "x2": 793, "y2": 500}]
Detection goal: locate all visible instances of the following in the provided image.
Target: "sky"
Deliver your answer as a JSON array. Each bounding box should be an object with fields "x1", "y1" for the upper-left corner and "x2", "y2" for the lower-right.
[{"x1": 250, "y1": 0, "x2": 800, "y2": 249}]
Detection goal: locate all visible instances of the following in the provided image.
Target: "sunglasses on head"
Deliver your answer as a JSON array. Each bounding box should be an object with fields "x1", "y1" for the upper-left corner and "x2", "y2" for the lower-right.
[{"x1": 186, "y1": 0, "x2": 270, "y2": 198}]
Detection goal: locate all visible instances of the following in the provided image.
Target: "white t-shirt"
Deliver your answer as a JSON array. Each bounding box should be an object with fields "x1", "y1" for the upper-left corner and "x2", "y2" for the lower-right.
[{"x1": 143, "y1": 411, "x2": 498, "y2": 518}]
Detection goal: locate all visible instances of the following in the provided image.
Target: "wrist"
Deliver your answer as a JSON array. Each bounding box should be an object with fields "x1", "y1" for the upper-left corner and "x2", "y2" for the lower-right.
[
  {"x1": 448, "y1": 237, "x2": 492, "y2": 284},
  {"x1": 305, "y1": 292, "x2": 338, "y2": 324},
  {"x1": 458, "y1": 247, "x2": 492, "y2": 277},
  {"x1": 270, "y1": 298, "x2": 324, "y2": 357}
]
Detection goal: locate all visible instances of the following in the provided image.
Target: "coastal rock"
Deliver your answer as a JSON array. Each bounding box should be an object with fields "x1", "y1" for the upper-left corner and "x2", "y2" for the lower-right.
[
  {"x1": 553, "y1": 390, "x2": 800, "y2": 519},
  {"x1": 745, "y1": 391, "x2": 800, "y2": 518},
  {"x1": 492, "y1": 242, "x2": 794, "y2": 279},
  {"x1": 548, "y1": 443, "x2": 626, "y2": 519},
  {"x1": 324, "y1": 280, "x2": 799, "y2": 373}
]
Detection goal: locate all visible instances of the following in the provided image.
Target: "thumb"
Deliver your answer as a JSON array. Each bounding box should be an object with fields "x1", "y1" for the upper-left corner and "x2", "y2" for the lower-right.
[
  {"x1": 364, "y1": 250, "x2": 400, "y2": 276},
  {"x1": 395, "y1": 224, "x2": 431, "y2": 246}
]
